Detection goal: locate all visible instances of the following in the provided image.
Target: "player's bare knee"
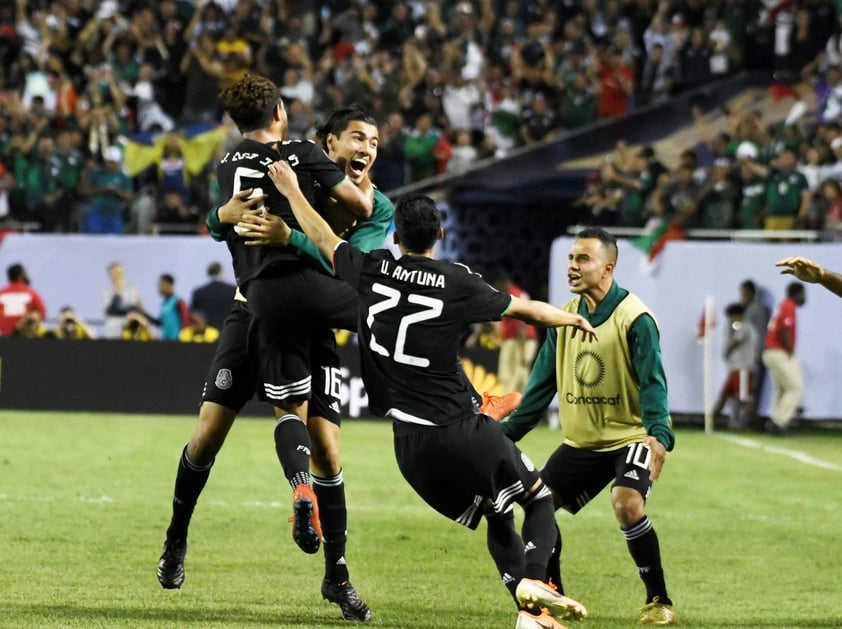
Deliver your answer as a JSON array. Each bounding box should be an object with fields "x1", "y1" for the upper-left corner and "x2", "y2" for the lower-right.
[
  {"x1": 611, "y1": 491, "x2": 645, "y2": 526},
  {"x1": 310, "y1": 445, "x2": 341, "y2": 477}
]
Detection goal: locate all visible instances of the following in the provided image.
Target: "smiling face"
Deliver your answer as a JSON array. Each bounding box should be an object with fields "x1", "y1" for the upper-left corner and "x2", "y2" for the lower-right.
[{"x1": 326, "y1": 120, "x2": 379, "y2": 185}]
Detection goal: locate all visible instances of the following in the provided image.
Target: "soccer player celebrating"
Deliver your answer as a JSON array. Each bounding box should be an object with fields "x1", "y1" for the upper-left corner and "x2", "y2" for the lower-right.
[
  {"x1": 157, "y1": 76, "x2": 374, "y2": 616},
  {"x1": 500, "y1": 228, "x2": 677, "y2": 626},
  {"x1": 262, "y1": 160, "x2": 597, "y2": 629}
]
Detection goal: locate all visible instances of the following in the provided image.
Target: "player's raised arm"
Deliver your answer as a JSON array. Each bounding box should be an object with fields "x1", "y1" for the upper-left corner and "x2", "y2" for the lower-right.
[
  {"x1": 267, "y1": 160, "x2": 343, "y2": 257},
  {"x1": 504, "y1": 296, "x2": 597, "y2": 341}
]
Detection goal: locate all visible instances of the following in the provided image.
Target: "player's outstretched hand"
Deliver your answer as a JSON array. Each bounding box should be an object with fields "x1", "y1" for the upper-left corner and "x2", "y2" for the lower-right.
[
  {"x1": 218, "y1": 187, "x2": 266, "y2": 225},
  {"x1": 268, "y1": 160, "x2": 301, "y2": 197},
  {"x1": 567, "y1": 314, "x2": 598, "y2": 342},
  {"x1": 238, "y1": 212, "x2": 292, "y2": 246},
  {"x1": 775, "y1": 256, "x2": 823, "y2": 284}
]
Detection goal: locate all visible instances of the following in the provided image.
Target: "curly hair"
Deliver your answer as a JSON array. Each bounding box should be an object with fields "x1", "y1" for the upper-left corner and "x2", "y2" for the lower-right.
[{"x1": 219, "y1": 74, "x2": 282, "y2": 133}]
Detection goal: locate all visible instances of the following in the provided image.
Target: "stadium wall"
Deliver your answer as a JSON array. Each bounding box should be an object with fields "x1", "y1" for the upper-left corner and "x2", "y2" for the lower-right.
[
  {"x1": 0, "y1": 337, "x2": 500, "y2": 416},
  {"x1": 550, "y1": 238, "x2": 842, "y2": 420}
]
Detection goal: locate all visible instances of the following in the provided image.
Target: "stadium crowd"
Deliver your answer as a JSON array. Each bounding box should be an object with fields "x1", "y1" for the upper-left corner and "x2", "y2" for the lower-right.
[{"x1": 0, "y1": 0, "x2": 822, "y2": 235}]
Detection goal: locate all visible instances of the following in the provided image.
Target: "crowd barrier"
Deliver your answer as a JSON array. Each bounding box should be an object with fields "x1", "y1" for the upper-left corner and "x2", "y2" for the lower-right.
[{"x1": 0, "y1": 337, "x2": 500, "y2": 417}]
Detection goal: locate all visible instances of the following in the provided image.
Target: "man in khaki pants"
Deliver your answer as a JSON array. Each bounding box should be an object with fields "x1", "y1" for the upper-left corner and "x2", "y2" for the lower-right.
[{"x1": 761, "y1": 282, "x2": 806, "y2": 434}]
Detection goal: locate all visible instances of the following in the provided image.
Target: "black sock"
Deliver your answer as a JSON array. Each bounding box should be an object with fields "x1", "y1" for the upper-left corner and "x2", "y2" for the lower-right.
[
  {"x1": 546, "y1": 523, "x2": 564, "y2": 594},
  {"x1": 520, "y1": 487, "x2": 557, "y2": 581},
  {"x1": 313, "y1": 471, "x2": 349, "y2": 583},
  {"x1": 165, "y1": 445, "x2": 213, "y2": 543},
  {"x1": 273, "y1": 414, "x2": 311, "y2": 488},
  {"x1": 485, "y1": 510, "x2": 523, "y2": 606},
  {"x1": 622, "y1": 516, "x2": 672, "y2": 605}
]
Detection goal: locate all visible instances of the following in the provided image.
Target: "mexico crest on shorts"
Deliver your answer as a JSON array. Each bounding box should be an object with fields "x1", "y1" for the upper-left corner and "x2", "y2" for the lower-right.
[{"x1": 215, "y1": 368, "x2": 233, "y2": 390}]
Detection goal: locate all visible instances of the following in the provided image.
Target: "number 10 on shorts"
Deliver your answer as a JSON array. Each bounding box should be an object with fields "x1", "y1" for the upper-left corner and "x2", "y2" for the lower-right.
[{"x1": 625, "y1": 442, "x2": 652, "y2": 470}]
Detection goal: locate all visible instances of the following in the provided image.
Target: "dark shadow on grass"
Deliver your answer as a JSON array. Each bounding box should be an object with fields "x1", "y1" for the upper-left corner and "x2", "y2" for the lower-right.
[{"x1": 1, "y1": 603, "x2": 353, "y2": 626}]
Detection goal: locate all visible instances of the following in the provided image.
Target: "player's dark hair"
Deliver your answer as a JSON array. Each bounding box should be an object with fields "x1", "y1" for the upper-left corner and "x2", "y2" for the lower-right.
[
  {"x1": 394, "y1": 193, "x2": 441, "y2": 252},
  {"x1": 787, "y1": 281, "x2": 805, "y2": 298},
  {"x1": 725, "y1": 303, "x2": 745, "y2": 317},
  {"x1": 7, "y1": 263, "x2": 24, "y2": 282},
  {"x1": 576, "y1": 227, "x2": 618, "y2": 263},
  {"x1": 315, "y1": 105, "x2": 378, "y2": 149},
  {"x1": 160, "y1": 273, "x2": 175, "y2": 285},
  {"x1": 220, "y1": 73, "x2": 282, "y2": 133},
  {"x1": 207, "y1": 261, "x2": 222, "y2": 277}
]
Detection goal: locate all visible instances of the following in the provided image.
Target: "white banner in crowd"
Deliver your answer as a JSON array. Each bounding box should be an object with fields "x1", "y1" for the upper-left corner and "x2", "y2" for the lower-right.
[{"x1": 550, "y1": 237, "x2": 842, "y2": 420}]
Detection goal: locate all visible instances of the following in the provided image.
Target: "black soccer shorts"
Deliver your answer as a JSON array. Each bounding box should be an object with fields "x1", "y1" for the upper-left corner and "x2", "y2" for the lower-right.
[
  {"x1": 201, "y1": 300, "x2": 342, "y2": 425},
  {"x1": 541, "y1": 442, "x2": 654, "y2": 514},
  {"x1": 202, "y1": 301, "x2": 255, "y2": 413},
  {"x1": 393, "y1": 414, "x2": 544, "y2": 530},
  {"x1": 244, "y1": 265, "x2": 358, "y2": 406}
]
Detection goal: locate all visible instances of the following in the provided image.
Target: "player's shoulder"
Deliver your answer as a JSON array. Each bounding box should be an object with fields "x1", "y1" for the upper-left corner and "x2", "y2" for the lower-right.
[{"x1": 278, "y1": 138, "x2": 324, "y2": 158}]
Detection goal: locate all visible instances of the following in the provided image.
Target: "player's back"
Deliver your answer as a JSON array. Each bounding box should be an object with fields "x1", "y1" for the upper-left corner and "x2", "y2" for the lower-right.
[
  {"x1": 217, "y1": 138, "x2": 345, "y2": 286},
  {"x1": 341, "y1": 248, "x2": 510, "y2": 427}
]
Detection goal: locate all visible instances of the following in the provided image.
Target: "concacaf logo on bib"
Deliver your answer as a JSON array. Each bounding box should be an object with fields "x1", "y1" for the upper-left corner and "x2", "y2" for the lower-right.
[{"x1": 215, "y1": 368, "x2": 233, "y2": 390}]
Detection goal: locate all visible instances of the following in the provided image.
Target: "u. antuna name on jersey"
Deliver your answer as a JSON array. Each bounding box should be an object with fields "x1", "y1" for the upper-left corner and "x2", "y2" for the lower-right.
[
  {"x1": 217, "y1": 138, "x2": 346, "y2": 286},
  {"x1": 332, "y1": 243, "x2": 512, "y2": 427}
]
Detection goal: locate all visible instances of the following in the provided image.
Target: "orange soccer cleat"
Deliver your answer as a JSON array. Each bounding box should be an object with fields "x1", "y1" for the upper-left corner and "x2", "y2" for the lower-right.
[
  {"x1": 480, "y1": 391, "x2": 523, "y2": 421},
  {"x1": 290, "y1": 484, "x2": 322, "y2": 554}
]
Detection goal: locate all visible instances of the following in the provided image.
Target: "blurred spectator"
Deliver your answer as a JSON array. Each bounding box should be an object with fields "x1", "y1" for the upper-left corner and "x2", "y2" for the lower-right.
[
  {"x1": 155, "y1": 190, "x2": 203, "y2": 234},
  {"x1": 13, "y1": 308, "x2": 48, "y2": 338},
  {"x1": 519, "y1": 92, "x2": 557, "y2": 144},
  {"x1": 0, "y1": 263, "x2": 46, "y2": 336},
  {"x1": 679, "y1": 27, "x2": 713, "y2": 90},
  {"x1": 740, "y1": 278, "x2": 771, "y2": 423},
  {"x1": 51, "y1": 128, "x2": 85, "y2": 232},
  {"x1": 12, "y1": 131, "x2": 60, "y2": 229},
  {"x1": 639, "y1": 42, "x2": 677, "y2": 106},
  {"x1": 150, "y1": 273, "x2": 189, "y2": 341},
  {"x1": 493, "y1": 273, "x2": 538, "y2": 394},
  {"x1": 445, "y1": 129, "x2": 479, "y2": 176},
  {"x1": 216, "y1": 23, "x2": 252, "y2": 88},
  {"x1": 762, "y1": 282, "x2": 806, "y2": 435},
  {"x1": 817, "y1": 179, "x2": 842, "y2": 238},
  {"x1": 764, "y1": 148, "x2": 812, "y2": 231},
  {"x1": 102, "y1": 262, "x2": 143, "y2": 339},
  {"x1": 370, "y1": 113, "x2": 406, "y2": 191},
  {"x1": 80, "y1": 146, "x2": 133, "y2": 234},
  {"x1": 596, "y1": 46, "x2": 634, "y2": 118},
  {"x1": 403, "y1": 112, "x2": 440, "y2": 182},
  {"x1": 179, "y1": 31, "x2": 223, "y2": 125},
  {"x1": 122, "y1": 308, "x2": 155, "y2": 341},
  {"x1": 128, "y1": 63, "x2": 174, "y2": 133},
  {"x1": 178, "y1": 311, "x2": 220, "y2": 343},
  {"x1": 560, "y1": 69, "x2": 599, "y2": 129},
  {"x1": 189, "y1": 261, "x2": 235, "y2": 331},
  {"x1": 54, "y1": 306, "x2": 95, "y2": 340},
  {"x1": 712, "y1": 302, "x2": 759, "y2": 429},
  {"x1": 698, "y1": 157, "x2": 740, "y2": 228}
]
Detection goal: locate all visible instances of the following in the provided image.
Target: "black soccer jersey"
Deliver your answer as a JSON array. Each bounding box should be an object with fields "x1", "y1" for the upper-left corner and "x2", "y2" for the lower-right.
[
  {"x1": 216, "y1": 138, "x2": 346, "y2": 286},
  {"x1": 332, "y1": 243, "x2": 512, "y2": 426}
]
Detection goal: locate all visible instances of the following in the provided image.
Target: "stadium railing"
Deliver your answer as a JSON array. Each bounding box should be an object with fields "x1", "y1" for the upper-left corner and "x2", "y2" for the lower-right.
[{"x1": 565, "y1": 225, "x2": 822, "y2": 242}]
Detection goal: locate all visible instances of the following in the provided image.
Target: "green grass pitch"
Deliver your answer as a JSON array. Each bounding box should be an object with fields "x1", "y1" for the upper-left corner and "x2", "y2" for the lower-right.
[{"x1": 2, "y1": 411, "x2": 842, "y2": 628}]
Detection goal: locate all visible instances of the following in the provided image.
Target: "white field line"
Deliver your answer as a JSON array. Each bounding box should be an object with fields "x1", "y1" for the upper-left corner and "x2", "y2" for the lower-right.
[{"x1": 713, "y1": 433, "x2": 842, "y2": 471}]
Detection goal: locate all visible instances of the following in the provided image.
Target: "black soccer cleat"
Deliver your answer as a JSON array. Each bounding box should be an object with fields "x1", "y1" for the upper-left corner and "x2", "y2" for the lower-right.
[
  {"x1": 157, "y1": 539, "x2": 187, "y2": 589},
  {"x1": 321, "y1": 579, "x2": 372, "y2": 622}
]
